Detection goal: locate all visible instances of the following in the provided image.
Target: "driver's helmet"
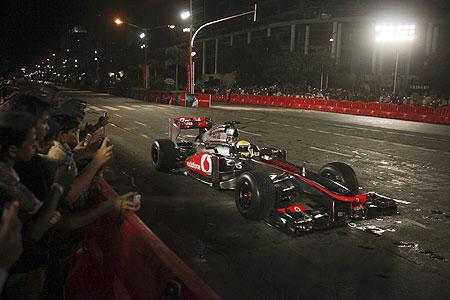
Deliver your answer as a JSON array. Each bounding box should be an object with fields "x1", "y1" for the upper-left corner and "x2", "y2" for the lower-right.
[{"x1": 236, "y1": 140, "x2": 251, "y2": 157}]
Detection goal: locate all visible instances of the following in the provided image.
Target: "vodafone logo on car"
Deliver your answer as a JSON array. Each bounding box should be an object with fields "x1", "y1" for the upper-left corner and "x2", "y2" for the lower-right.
[
  {"x1": 185, "y1": 153, "x2": 212, "y2": 176},
  {"x1": 200, "y1": 154, "x2": 212, "y2": 175},
  {"x1": 186, "y1": 161, "x2": 201, "y2": 171}
]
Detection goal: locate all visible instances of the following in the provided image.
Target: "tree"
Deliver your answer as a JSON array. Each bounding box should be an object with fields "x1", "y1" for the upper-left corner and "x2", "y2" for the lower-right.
[{"x1": 165, "y1": 46, "x2": 187, "y2": 90}]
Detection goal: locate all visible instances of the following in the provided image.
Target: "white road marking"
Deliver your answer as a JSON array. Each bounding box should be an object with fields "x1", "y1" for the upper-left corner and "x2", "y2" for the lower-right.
[
  {"x1": 242, "y1": 117, "x2": 257, "y2": 121},
  {"x1": 240, "y1": 129, "x2": 262, "y2": 137},
  {"x1": 140, "y1": 134, "x2": 150, "y2": 139},
  {"x1": 102, "y1": 106, "x2": 119, "y2": 111},
  {"x1": 89, "y1": 105, "x2": 103, "y2": 111},
  {"x1": 134, "y1": 121, "x2": 147, "y2": 127},
  {"x1": 332, "y1": 132, "x2": 347, "y2": 137},
  {"x1": 117, "y1": 105, "x2": 136, "y2": 111},
  {"x1": 307, "y1": 128, "x2": 446, "y2": 154},
  {"x1": 333, "y1": 123, "x2": 450, "y2": 142},
  {"x1": 423, "y1": 136, "x2": 450, "y2": 142},
  {"x1": 137, "y1": 105, "x2": 154, "y2": 110},
  {"x1": 393, "y1": 199, "x2": 412, "y2": 205},
  {"x1": 403, "y1": 218, "x2": 430, "y2": 230},
  {"x1": 113, "y1": 113, "x2": 122, "y2": 118},
  {"x1": 309, "y1": 146, "x2": 353, "y2": 158},
  {"x1": 181, "y1": 134, "x2": 197, "y2": 138}
]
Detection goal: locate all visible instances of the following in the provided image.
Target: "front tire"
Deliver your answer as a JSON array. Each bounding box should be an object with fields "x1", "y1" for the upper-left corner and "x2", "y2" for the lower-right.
[
  {"x1": 235, "y1": 172, "x2": 276, "y2": 220},
  {"x1": 319, "y1": 162, "x2": 359, "y2": 195},
  {"x1": 151, "y1": 139, "x2": 176, "y2": 172}
]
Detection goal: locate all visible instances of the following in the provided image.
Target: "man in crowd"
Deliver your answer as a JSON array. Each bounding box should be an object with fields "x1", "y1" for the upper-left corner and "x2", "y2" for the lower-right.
[{"x1": 0, "y1": 199, "x2": 22, "y2": 295}]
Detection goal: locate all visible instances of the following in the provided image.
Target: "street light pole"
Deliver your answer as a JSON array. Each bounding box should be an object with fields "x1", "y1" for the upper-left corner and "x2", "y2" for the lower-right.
[
  {"x1": 374, "y1": 24, "x2": 415, "y2": 95},
  {"x1": 189, "y1": 0, "x2": 193, "y2": 93},
  {"x1": 188, "y1": 3, "x2": 257, "y2": 93},
  {"x1": 144, "y1": 29, "x2": 148, "y2": 65},
  {"x1": 393, "y1": 48, "x2": 399, "y2": 94},
  {"x1": 115, "y1": 18, "x2": 176, "y2": 89}
]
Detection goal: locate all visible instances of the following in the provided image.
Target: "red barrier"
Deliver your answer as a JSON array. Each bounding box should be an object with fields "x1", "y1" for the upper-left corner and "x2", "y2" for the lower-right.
[
  {"x1": 228, "y1": 93, "x2": 239, "y2": 103},
  {"x1": 196, "y1": 93, "x2": 211, "y2": 108},
  {"x1": 65, "y1": 177, "x2": 220, "y2": 300},
  {"x1": 107, "y1": 88, "x2": 450, "y2": 125}
]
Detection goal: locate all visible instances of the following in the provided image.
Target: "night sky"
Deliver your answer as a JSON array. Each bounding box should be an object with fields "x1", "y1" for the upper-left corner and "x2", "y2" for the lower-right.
[
  {"x1": 0, "y1": 0, "x2": 184, "y2": 69},
  {"x1": 1, "y1": 0, "x2": 449, "y2": 71}
]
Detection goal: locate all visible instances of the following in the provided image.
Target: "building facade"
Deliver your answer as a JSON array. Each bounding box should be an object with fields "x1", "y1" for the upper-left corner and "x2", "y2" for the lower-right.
[{"x1": 191, "y1": 0, "x2": 447, "y2": 91}]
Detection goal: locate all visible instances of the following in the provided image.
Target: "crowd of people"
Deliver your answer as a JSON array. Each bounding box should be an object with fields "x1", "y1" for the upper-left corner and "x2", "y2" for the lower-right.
[
  {"x1": 0, "y1": 81, "x2": 141, "y2": 299},
  {"x1": 200, "y1": 84, "x2": 449, "y2": 107}
]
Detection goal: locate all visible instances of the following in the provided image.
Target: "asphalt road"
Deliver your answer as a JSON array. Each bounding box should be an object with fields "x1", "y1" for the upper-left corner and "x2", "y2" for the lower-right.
[{"x1": 66, "y1": 89, "x2": 450, "y2": 300}]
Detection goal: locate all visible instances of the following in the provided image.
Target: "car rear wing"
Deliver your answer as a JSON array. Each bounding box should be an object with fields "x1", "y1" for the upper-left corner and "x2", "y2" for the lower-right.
[{"x1": 169, "y1": 116, "x2": 212, "y2": 142}]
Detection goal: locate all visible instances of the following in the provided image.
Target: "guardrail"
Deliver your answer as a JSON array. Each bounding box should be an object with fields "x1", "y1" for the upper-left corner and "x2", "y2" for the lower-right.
[
  {"x1": 215, "y1": 94, "x2": 450, "y2": 125},
  {"x1": 102, "y1": 87, "x2": 450, "y2": 125},
  {"x1": 64, "y1": 177, "x2": 220, "y2": 300}
]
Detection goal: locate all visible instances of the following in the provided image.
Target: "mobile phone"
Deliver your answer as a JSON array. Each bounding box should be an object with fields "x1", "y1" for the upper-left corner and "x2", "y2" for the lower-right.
[
  {"x1": 83, "y1": 133, "x2": 92, "y2": 146},
  {"x1": 64, "y1": 152, "x2": 74, "y2": 166},
  {"x1": 103, "y1": 112, "x2": 108, "y2": 118},
  {"x1": 129, "y1": 194, "x2": 141, "y2": 202}
]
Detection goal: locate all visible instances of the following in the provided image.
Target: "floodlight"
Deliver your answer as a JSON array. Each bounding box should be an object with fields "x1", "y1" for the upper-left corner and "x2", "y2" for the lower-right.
[
  {"x1": 375, "y1": 23, "x2": 416, "y2": 42},
  {"x1": 181, "y1": 11, "x2": 190, "y2": 20}
]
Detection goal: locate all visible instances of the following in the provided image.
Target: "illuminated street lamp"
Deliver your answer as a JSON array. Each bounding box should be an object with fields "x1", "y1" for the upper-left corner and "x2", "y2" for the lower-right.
[
  {"x1": 375, "y1": 23, "x2": 416, "y2": 94},
  {"x1": 185, "y1": 3, "x2": 257, "y2": 93},
  {"x1": 114, "y1": 17, "x2": 176, "y2": 88}
]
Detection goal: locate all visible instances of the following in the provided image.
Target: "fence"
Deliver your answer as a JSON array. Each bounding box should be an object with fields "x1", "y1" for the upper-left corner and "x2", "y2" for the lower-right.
[
  {"x1": 64, "y1": 177, "x2": 220, "y2": 300},
  {"x1": 105, "y1": 88, "x2": 449, "y2": 125}
]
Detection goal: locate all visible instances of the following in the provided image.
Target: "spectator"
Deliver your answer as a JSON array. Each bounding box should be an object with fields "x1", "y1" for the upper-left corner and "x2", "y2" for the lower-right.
[
  {"x1": 0, "y1": 111, "x2": 43, "y2": 217},
  {"x1": 8, "y1": 94, "x2": 52, "y2": 141},
  {"x1": 0, "y1": 197, "x2": 22, "y2": 295},
  {"x1": 0, "y1": 111, "x2": 70, "y2": 299}
]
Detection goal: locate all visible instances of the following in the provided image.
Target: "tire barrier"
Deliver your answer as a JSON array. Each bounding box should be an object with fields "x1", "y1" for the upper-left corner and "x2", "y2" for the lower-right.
[
  {"x1": 64, "y1": 177, "x2": 220, "y2": 300},
  {"x1": 104, "y1": 88, "x2": 449, "y2": 125}
]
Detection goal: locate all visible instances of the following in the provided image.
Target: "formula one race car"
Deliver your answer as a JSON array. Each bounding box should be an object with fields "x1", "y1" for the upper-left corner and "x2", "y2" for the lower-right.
[{"x1": 151, "y1": 116, "x2": 398, "y2": 234}]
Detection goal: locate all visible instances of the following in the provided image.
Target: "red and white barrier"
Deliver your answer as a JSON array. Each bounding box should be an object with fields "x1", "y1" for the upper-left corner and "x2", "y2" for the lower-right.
[
  {"x1": 105, "y1": 88, "x2": 449, "y2": 125},
  {"x1": 64, "y1": 177, "x2": 220, "y2": 300}
]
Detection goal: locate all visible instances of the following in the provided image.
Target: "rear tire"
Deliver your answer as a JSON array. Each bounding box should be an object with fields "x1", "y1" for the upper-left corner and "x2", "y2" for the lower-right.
[
  {"x1": 319, "y1": 162, "x2": 359, "y2": 195},
  {"x1": 151, "y1": 139, "x2": 176, "y2": 172},
  {"x1": 235, "y1": 172, "x2": 276, "y2": 220}
]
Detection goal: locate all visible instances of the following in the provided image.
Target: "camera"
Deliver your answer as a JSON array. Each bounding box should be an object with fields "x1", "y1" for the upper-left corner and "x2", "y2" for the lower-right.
[
  {"x1": 64, "y1": 152, "x2": 74, "y2": 166},
  {"x1": 83, "y1": 133, "x2": 92, "y2": 146}
]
